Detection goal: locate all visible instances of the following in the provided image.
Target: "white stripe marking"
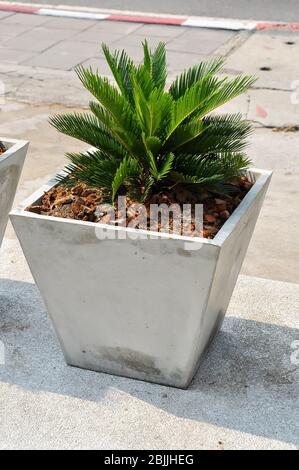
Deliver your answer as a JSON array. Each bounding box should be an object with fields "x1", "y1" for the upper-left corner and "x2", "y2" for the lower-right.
[
  {"x1": 38, "y1": 8, "x2": 109, "y2": 20},
  {"x1": 183, "y1": 17, "x2": 257, "y2": 31}
]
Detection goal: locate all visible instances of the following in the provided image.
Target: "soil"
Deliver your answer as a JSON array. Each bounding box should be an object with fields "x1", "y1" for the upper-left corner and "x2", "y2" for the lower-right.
[
  {"x1": 26, "y1": 176, "x2": 253, "y2": 239},
  {"x1": 0, "y1": 142, "x2": 6, "y2": 156}
]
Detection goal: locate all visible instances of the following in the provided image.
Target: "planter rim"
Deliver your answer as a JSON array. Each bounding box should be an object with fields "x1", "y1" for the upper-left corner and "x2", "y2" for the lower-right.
[
  {"x1": 0, "y1": 137, "x2": 29, "y2": 164},
  {"x1": 10, "y1": 166, "x2": 272, "y2": 247}
]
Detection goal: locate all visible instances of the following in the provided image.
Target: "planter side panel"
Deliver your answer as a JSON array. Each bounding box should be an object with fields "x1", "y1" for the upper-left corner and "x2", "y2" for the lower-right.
[
  {"x1": 0, "y1": 145, "x2": 27, "y2": 246},
  {"x1": 11, "y1": 214, "x2": 219, "y2": 388},
  {"x1": 188, "y1": 173, "x2": 272, "y2": 381}
]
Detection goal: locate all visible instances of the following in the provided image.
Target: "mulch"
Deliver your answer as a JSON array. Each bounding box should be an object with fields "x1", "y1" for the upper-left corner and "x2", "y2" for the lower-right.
[{"x1": 27, "y1": 175, "x2": 253, "y2": 239}]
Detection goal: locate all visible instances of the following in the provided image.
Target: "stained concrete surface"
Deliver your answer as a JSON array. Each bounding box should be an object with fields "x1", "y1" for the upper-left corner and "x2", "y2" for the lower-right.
[
  {"x1": 0, "y1": 13, "x2": 298, "y2": 449},
  {"x1": 0, "y1": 237, "x2": 298, "y2": 449}
]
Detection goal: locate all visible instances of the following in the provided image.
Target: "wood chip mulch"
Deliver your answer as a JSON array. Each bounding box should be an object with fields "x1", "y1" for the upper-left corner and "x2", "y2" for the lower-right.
[
  {"x1": 0, "y1": 142, "x2": 6, "y2": 157},
  {"x1": 26, "y1": 176, "x2": 253, "y2": 239}
]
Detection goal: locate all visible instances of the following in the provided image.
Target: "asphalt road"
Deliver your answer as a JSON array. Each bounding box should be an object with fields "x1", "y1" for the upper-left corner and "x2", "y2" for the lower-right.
[{"x1": 6, "y1": 0, "x2": 299, "y2": 22}]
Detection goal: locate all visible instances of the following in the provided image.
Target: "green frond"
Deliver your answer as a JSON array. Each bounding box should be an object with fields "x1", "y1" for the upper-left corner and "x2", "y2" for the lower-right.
[
  {"x1": 151, "y1": 42, "x2": 167, "y2": 89},
  {"x1": 112, "y1": 157, "x2": 140, "y2": 201},
  {"x1": 218, "y1": 151, "x2": 252, "y2": 179},
  {"x1": 169, "y1": 57, "x2": 224, "y2": 100},
  {"x1": 156, "y1": 152, "x2": 174, "y2": 180},
  {"x1": 165, "y1": 120, "x2": 206, "y2": 152},
  {"x1": 169, "y1": 170, "x2": 223, "y2": 186},
  {"x1": 101, "y1": 43, "x2": 135, "y2": 104},
  {"x1": 50, "y1": 112, "x2": 125, "y2": 158},
  {"x1": 166, "y1": 75, "x2": 221, "y2": 140},
  {"x1": 142, "y1": 39, "x2": 152, "y2": 74},
  {"x1": 51, "y1": 41, "x2": 256, "y2": 202},
  {"x1": 195, "y1": 75, "x2": 257, "y2": 120},
  {"x1": 182, "y1": 113, "x2": 253, "y2": 154},
  {"x1": 141, "y1": 40, "x2": 167, "y2": 90},
  {"x1": 75, "y1": 65, "x2": 140, "y2": 145},
  {"x1": 59, "y1": 150, "x2": 120, "y2": 189},
  {"x1": 88, "y1": 101, "x2": 137, "y2": 156},
  {"x1": 172, "y1": 151, "x2": 251, "y2": 187}
]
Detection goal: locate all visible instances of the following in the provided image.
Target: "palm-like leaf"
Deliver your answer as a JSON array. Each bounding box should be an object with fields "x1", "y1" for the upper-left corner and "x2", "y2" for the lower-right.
[
  {"x1": 51, "y1": 41, "x2": 255, "y2": 202},
  {"x1": 169, "y1": 57, "x2": 224, "y2": 100}
]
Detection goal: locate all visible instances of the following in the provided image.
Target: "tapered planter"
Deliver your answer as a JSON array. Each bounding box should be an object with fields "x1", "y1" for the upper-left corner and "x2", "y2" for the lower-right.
[
  {"x1": 0, "y1": 138, "x2": 28, "y2": 248},
  {"x1": 11, "y1": 168, "x2": 271, "y2": 388}
]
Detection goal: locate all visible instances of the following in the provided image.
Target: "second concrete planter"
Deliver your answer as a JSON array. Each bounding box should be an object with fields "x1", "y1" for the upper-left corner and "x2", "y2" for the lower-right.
[{"x1": 0, "y1": 138, "x2": 28, "y2": 248}]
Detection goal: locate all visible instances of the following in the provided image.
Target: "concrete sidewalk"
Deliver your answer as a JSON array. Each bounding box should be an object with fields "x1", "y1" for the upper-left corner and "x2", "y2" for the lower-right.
[
  {"x1": 0, "y1": 11, "x2": 298, "y2": 449},
  {"x1": 0, "y1": 237, "x2": 298, "y2": 450}
]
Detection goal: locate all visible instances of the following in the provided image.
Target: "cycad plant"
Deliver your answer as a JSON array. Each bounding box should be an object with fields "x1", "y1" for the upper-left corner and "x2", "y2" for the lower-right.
[{"x1": 50, "y1": 41, "x2": 256, "y2": 204}]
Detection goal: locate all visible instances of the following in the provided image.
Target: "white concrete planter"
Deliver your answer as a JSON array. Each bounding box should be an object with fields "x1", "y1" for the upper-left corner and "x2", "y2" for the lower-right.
[
  {"x1": 0, "y1": 138, "x2": 28, "y2": 248},
  {"x1": 11, "y1": 168, "x2": 271, "y2": 388}
]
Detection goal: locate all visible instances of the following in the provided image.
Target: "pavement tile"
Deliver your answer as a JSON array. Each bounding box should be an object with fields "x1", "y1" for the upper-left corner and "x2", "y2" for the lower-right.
[
  {"x1": 99, "y1": 43, "x2": 144, "y2": 62},
  {"x1": 2, "y1": 34, "x2": 62, "y2": 53},
  {"x1": 0, "y1": 11, "x2": 14, "y2": 20},
  {"x1": 80, "y1": 57, "x2": 114, "y2": 75},
  {"x1": 0, "y1": 23, "x2": 33, "y2": 41},
  {"x1": 88, "y1": 20, "x2": 143, "y2": 34},
  {"x1": 226, "y1": 30, "x2": 299, "y2": 90},
  {"x1": 73, "y1": 30, "x2": 124, "y2": 44},
  {"x1": 45, "y1": 39, "x2": 104, "y2": 57},
  {"x1": 248, "y1": 88, "x2": 299, "y2": 127},
  {"x1": 21, "y1": 49, "x2": 93, "y2": 71},
  {"x1": 167, "y1": 28, "x2": 236, "y2": 55},
  {"x1": 166, "y1": 51, "x2": 207, "y2": 74},
  {"x1": 112, "y1": 34, "x2": 173, "y2": 50},
  {"x1": 133, "y1": 24, "x2": 188, "y2": 39},
  {"x1": 22, "y1": 26, "x2": 80, "y2": 41},
  {"x1": 42, "y1": 17, "x2": 97, "y2": 31},
  {"x1": 0, "y1": 47, "x2": 36, "y2": 65},
  {"x1": 0, "y1": 32, "x2": 12, "y2": 43},
  {"x1": 1, "y1": 25, "x2": 79, "y2": 51},
  {"x1": 90, "y1": 20, "x2": 143, "y2": 35},
  {"x1": 1, "y1": 12, "x2": 49, "y2": 26}
]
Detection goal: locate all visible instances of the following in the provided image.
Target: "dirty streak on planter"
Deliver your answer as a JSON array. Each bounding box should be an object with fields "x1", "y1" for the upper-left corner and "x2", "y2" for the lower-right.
[
  {"x1": 0, "y1": 138, "x2": 29, "y2": 248},
  {"x1": 10, "y1": 168, "x2": 272, "y2": 388}
]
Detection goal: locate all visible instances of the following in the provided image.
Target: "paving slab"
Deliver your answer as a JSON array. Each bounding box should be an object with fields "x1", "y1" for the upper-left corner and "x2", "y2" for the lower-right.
[
  {"x1": 133, "y1": 24, "x2": 187, "y2": 39},
  {"x1": 112, "y1": 33, "x2": 175, "y2": 49},
  {"x1": 1, "y1": 12, "x2": 49, "y2": 27},
  {"x1": 0, "y1": 66, "x2": 90, "y2": 107},
  {"x1": 167, "y1": 28, "x2": 236, "y2": 55},
  {"x1": 88, "y1": 20, "x2": 144, "y2": 35},
  {"x1": 2, "y1": 34, "x2": 62, "y2": 54},
  {"x1": 226, "y1": 30, "x2": 299, "y2": 91},
  {"x1": 248, "y1": 88, "x2": 299, "y2": 127},
  {"x1": 219, "y1": 88, "x2": 299, "y2": 128},
  {"x1": 22, "y1": 48, "x2": 96, "y2": 71},
  {"x1": 0, "y1": 48, "x2": 36, "y2": 65},
  {"x1": 8, "y1": 25, "x2": 81, "y2": 43},
  {"x1": 81, "y1": 56, "x2": 119, "y2": 75},
  {"x1": 73, "y1": 29, "x2": 124, "y2": 45},
  {"x1": 0, "y1": 11, "x2": 14, "y2": 20},
  {"x1": 37, "y1": 16, "x2": 98, "y2": 31},
  {"x1": 242, "y1": 128, "x2": 299, "y2": 283},
  {"x1": 0, "y1": 236, "x2": 298, "y2": 450},
  {"x1": 0, "y1": 23, "x2": 33, "y2": 39}
]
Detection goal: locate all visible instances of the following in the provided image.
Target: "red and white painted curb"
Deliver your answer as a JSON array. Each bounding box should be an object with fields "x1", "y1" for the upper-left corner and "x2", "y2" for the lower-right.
[{"x1": 1, "y1": 1, "x2": 299, "y2": 31}]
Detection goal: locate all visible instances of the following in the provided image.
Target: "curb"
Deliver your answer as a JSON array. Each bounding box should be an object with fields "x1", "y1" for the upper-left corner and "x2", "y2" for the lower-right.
[{"x1": 1, "y1": 2, "x2": 299, "y2": 31}]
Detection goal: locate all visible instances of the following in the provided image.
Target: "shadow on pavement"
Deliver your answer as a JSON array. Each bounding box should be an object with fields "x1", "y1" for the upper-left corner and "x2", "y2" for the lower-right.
[{"x1": 0, "y1": 278, "x2": 298, "y2": 446}]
